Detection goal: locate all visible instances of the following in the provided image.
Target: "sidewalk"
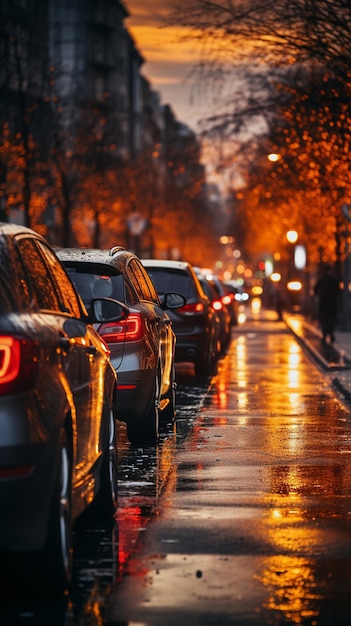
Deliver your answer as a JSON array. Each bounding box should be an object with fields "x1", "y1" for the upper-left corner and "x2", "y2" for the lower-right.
[{"x1": 282, "y1": 310, "x2": 351, "y2": 404}]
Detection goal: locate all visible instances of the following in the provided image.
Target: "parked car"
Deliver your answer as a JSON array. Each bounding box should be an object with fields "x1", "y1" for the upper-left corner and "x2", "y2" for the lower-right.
[
  {"x1": 193, "y1": 272, "x2": 222, "y2": 356},
  {"x1": 223, "y1": 279, "x2": 250, "y2": 304},
  {"x1": 56, "y1": 246, "x2": 185, "y2": 444},
  {"x1": 194, "y1": 269, "x2": 232, "y2": 352},
  {"x1": 142, "y1": 259, "x2": 218, "y2": 377},
  {"x1": 207, "y1": 273, "x2": 239, "y2": 327},
  {"x1": 0, "y1": 223, "x2": 128, "y2": 593}
]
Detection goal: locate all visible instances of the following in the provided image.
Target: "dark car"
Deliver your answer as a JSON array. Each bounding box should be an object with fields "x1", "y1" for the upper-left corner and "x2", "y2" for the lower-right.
[
  {"x1": 56, "y1": 246, "x2": 185, "y2": 444},
  {"x1": 194, "y1": 269, "x2": 232, "y2": 353},
  {"x1": 223, "y1": 279, "x2": 250, "y2": 305},
  {"x1": 207, "y1": 273, "x2": 239, "y2": 327},
  {"x1": 142, "y1": 259, "x2": 218, "y2": 377},
  {"x1": 0, "y1": 223, "x2": 128, "y2": 593}
]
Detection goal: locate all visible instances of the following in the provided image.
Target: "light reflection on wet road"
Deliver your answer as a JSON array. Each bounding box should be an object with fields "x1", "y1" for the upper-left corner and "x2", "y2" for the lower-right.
[
  {"x1": 3, "y1": 311, "x2": 351, "y2": 625},
  {"x1": 104, "y1": 314, "x2": 351, "y2": 626},
  {"x1": 1, "y1": 359, "x2": 209, "y2": 626}
]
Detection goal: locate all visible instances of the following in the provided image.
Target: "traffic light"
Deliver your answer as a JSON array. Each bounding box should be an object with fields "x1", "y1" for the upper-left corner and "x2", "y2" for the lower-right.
[{"x1": 255, "y1": 260, "x2": 265, "y2": 279}]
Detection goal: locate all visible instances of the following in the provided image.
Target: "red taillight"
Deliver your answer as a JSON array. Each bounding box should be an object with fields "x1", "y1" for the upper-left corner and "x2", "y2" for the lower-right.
[
  {"x1": 177, "y1": 302, "x2": 204, "y2": 315},
  {"x1": 0, "y1": 337, "x2": 20, "y2": 383},
  {"x1": 0, "y1": 336, "x2": 39, "y2": 396},
  {"x1": 212, "y1": 300, "x2": 223, "y2": 311},
  {"x1": 0, "y1": 465, "x2": 34, "y2": 479},
  {"x1": 99, "y1": 313, "x2": 144, "y2": 343}
]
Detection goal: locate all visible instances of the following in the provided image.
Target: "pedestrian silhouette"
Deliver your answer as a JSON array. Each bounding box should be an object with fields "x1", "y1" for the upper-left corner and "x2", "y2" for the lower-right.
[
  {"x1": 314, "y1": 265, "x2": 340, "y2": 344},
  {"x1": 274, "y1": 285, "x2": 285, "y2": 321}
]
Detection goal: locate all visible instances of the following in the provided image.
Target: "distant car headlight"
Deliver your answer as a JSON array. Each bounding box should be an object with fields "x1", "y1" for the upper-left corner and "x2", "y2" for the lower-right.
[{"x1": 287, "y1": 281, "x2": 302, "y2": 291}]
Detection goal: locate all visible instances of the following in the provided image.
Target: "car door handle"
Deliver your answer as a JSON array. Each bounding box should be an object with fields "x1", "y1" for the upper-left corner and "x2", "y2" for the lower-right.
[
  {"x1": 155, "y1": 316, "x2": 171, "y2": 326},
  {"x1": 85, "y1": 345, "x2": 97, "y2": 355},
  {"x1": 59, "y1": 337, "x2": 71, "y2": 351}
]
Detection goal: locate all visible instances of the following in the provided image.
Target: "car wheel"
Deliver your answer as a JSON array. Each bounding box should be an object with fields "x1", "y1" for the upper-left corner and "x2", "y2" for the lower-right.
[
  {"x1": 127, "y1": 370, "x2": 160, "y2": 444},
  {"x1": 89, "y1": 405, "x2": 118, "y2": 519},
  {"x1": 35, "y1": 429, "x2": 73, "y2": 592},
  {"x1": 161, "y1": 362, "x2": 176, "y2": 423},
  {"x1": 195, "y1": 344, "x2": 213, "y2": 376},
  {"x1": 195, "y1": 359, "x2": 211, "y2": 377},
  {"x1": 4, "y1": 429, "x2": 73, "y2": 594}
]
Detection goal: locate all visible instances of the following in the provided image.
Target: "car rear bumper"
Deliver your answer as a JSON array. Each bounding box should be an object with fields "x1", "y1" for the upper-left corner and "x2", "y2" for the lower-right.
[
  {"x1": 174, "y1": 334, "x2": 209, "y2": 363},
  {"x1": 0, "y1": 441, "x2": 58, "y2": 551},
  {"x1": 116, "y1": 368, "x2": 156, "y2": 422}
]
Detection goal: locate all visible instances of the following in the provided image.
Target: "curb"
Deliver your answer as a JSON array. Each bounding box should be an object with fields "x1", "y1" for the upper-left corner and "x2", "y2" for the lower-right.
[
  {"x1": 284, "y1": 314, "x2": 351, "y2": 406},
  {"x1": 331, "y1": 376, "x2": 351, "y2": 405},
  {"x1": 284, "y1": 315, "x2": 336, "y2": 370}
]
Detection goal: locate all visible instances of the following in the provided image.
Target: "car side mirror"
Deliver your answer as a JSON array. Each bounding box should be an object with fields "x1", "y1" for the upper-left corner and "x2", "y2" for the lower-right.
[
  {"x1": 161, "y1": 292, "x2": 186, "y2": 310},
  {"x1": 90, "y1": 298, "x2": 129, "y2": 323}
]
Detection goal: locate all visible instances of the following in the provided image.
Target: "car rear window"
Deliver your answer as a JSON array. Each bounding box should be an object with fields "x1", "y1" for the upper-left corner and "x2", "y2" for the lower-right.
[
  {"x1": 145, "y1": 268, "x2": 197, "y2": 300},
  {"x1": 198, "y1": 278, "x2": 214, "y2": 300},
  {"x1": 64, "y1": 264, "x2": 124, "y2": 306}
]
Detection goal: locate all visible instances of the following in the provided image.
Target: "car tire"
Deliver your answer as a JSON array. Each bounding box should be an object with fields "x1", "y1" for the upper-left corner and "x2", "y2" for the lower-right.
[
  {"x1": 44, "y1": 429, "x2": 73, "y2": 592},
  {"x1": 127, "y1": 370, "x2": 160, "y2": 444},
  {"x1": 195, "y1": 342, "x2": 213, "y2": 377},
  {"x1": 4, "y1": 429, "x2": 73, "y2": 594},
  {"x1": 89, "y1": 405, "x2": 118, "y2": 519},
  {"x1": 195, "y1": 359, "x2": 212, "y2": 377},
  {"x1": 33, "y1": 429, "x2": 73, "y2": 593}
]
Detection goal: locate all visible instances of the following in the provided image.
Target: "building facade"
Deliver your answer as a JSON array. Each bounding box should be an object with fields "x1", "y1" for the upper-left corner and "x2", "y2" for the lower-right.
[{"x1": 0, "y1": 0, "x2": 207, "y2": 244}]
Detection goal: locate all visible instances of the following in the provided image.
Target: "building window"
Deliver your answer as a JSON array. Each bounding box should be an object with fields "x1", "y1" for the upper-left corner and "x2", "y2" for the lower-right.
[
  {"x1": 94, "y1": 75, "x2": 104, "y2": 100},
  {"x1": 93, "y1": 36, "x2": 104, "y2": 63}
]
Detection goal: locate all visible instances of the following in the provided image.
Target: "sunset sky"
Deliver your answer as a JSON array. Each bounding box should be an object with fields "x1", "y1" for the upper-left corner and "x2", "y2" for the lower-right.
[{"x1": 124, "y1": 1, "x2": 210, "y2": 131}]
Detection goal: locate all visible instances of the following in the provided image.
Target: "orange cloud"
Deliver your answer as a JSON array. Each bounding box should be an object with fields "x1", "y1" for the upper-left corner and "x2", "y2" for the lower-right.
[
  {"x1": 128, "y1": 25, "x2": 201, "y2": 62},
  {"x1": 124, "y1": 1, "x2": 216, "y2": 129}
]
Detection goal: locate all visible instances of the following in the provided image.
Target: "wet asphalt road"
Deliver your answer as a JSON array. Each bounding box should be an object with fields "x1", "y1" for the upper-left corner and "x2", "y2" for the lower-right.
[
  {"x1": 105, "y1": 312, "x2": 351, "y2": 626},
  {"x1": 3, "y1": 308, "x2": 351, "y2": 625}
]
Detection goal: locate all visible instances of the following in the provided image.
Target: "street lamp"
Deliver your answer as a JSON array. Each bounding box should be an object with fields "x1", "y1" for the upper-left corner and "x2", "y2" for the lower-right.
[
  {"x1": 271, "y1": 272, "x2": 281, "y2": 283},
  {"x1": 267, "y1": 153, "x2": 281, "y2": 162},
  {"x1": 286, "y1": 230, "x2": 301, "y2": 311},
  {"x1": 286, "y1": 230, "x2": 298, "y2": 244},
  {"x1": 294, "y1": 245, "x2": 307, "y2": 270}
]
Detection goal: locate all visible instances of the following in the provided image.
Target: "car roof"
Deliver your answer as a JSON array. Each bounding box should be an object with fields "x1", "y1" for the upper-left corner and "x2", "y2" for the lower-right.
[
  {"x1": 0, "y1": 222, "x2": 46, "y2": 239},
  {"x1": 142, "y1": 259, "x2": 192, "y2": 271},
  {"x1": 142, "y1": 258, "x2": 209, "y2": 299},
  {"x1": 223, "y1": 279, "x2": 242, "y2": 289},
  {"x1": 56, "y1": 246, "x2": 134, "y2": 266}
]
